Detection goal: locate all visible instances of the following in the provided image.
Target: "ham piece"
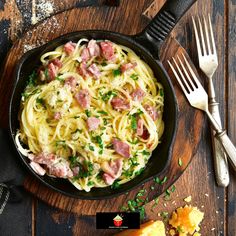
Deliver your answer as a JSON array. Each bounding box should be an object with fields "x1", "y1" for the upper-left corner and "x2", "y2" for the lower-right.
[
  {"x1": 131, "y1": 88, "x2": 145, "y2": 101},
  {"x1": 102, "y1": 159, "x2": 123, "y2": 185},
  {"x1": 81, "y1": 48, "x2": 90, "y2": 62},
  {"x1": 50, "y1": 58, "x2": 63, "y2": 68},
  {"x1": 144, "y1": 104, "x2": 158, "y2": 121},
  {"x1": 75, "y1": 89, "x2": 91, "y2": 109},
  {"x1": 110, "y1": 97, "x2": 130, "y2": 111},
  {"x1": 87, "y1": 39, "x2": 101, "y2": 57},
  {"x1": 112, "y1": 138, "x2": 130, "y2": 158},
  {"x1": 53, "y1": 112, "x2": 61, "y2": 120},
  {"x1": 64, "y1": 76, "x2": 77, "y2": 91},
  {"x1": 137, "y1": 118, "x2": 144, "y2": 136},
  {"x1": 87, "y1": 63, "x2": 101, "y2": 79},
  {"x1": 121, "y1": 62, "x2": 137, "y2": 73},
  {"x1": 28, "y1": 153, "x2": 73, "y2": 178},
  {"x1": 100, "y1": 41, "x2": 115, "y2": 61},
  {"x1": 87, "y1": 117, "x2": 100, "y2": 131},
  {"x1": 64, "y1": 41, "x2": 76, "y2": 55},
  {"x1": 48, "y1": 62, "x2": 58, "y2": 81}
]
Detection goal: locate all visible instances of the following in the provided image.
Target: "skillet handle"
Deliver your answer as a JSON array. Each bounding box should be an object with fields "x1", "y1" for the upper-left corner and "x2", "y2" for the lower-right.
[{"x1": 135, "y1": 0, "x2": 197, "y2": 57}]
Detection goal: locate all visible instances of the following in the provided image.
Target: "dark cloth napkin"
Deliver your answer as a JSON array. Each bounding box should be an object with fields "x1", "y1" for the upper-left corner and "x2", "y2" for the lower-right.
[{"x1": 0, "y1": 129, "x2": 27, "y2": 214}]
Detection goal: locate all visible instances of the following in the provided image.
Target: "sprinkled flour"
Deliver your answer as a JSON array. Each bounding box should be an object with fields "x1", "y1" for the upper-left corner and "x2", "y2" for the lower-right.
[{"x1": 31, "y1": 0, "x2": 54, "y2": 25}]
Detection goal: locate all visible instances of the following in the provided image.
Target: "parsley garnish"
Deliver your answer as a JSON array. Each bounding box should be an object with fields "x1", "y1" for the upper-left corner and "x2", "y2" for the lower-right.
[
  {"x1": 100, "y1": 91, "x2": 117, "y2": 101},
  {"x1": 88, "y1": 181, "x2": 94, "y2": 186},
  {"x1": 111, "y1": 180, "x2": 120, "y2": 189},
  {"x1": 26, "y1": 70, "x2": 37, "y2": 87},
  {"x1": 112, "y1": 68, "x2": 121, "y2": 77},
  {"x1": 142, "y1": 150, "x2": 150, "y2": 156},
  {"x1": 134, "y1": 167, "x2": 144, "y2": 176},
  {"x1": 130, "y1": 115, "x2": 137, "y2": 130},
  {"x1": 36, "y1": 97, "x2": 45, "y2": 105},
  {"x1": 101, "y1": 62, "x2": 107, "y2": 66},
  {"x1": 55, "y1": 76, "x2": 64, "y2": 82},
  {"x1": 44, "y1": 68, "x2": 49, "y2": 80},
  {"x1": 97, "y1": 110, "x2": 108, "y2": 115},
  {"x1": 88, "y1": 145, "x2": 94, "y2": 151},
  {"x1": 159, "y1": 88, "x2": 164, "y2": 97},
  {"x1": 85, "y1": 109, "x2": 91, "y2": 117},
  {"x1": 55, "y1": 140, "x2": 66, "y2": 148},
  {"x1": 178, "y1": 158, "x2": 183, "y2": 167},
  {"x1": 130, "y1": 73, "x2": 139, "y2": 81}
]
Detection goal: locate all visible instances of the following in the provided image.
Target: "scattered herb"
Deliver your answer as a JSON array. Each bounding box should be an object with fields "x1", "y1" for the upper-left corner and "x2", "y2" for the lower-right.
[
  {"x1": 103, "y1": 118, "x2": 108, "y2": 125},
  {"x1": 85, "y1": 109, "x2": 91, "y2": 117},
  {"x1": 177, "y1": 226, "x2": 184, "y2": 233},
  {"x1": 151, "y1": 197, "x2": 159, "y2": 212},
  {"x1": 88, "y1": 181, "x2": 94, "y2": 186},
  {"x1": 98, "y1": 149, "x2": 103, "y2": 155},
  {"x1": 178, "y1": 158, "x2": 183, "y2": 167},
  {"x1": 130, "y1": 115, "x2": 137, "y2": 130},
  {"x1": 55, "y1": 76, "x2": 64, "y2": 82},
  {"x1": 100, "y1": 90, "x2": 117, "y2": 101},
  {"x1": 130, "y1": 73, "x2": 139, "y2": 81},
  {"x1": 73, "y1": 115, "x2": 80, "y2": 119},
  {"x1": 26, "y1": 70, "x2": 37, "y2": 87},
  {"x1": 161, "y1": 176, "x2": 168, "y2": 185},
  {"x1": 136, "y1": 109, "x2": 144, "y2": 115},
  {"x1": 159, "y1": 88, "x2": 164, "y2": 97},
  {"x1": 97, "y1": 110, "x2": 108, "y2": 115},
  {"x1": 36, "y1": 97, "x2": 45, "y2": 105},
  {"x1": 142, "y1": 150, "x2": 150, "y2": 156},
  {"x1": 55, "y1": 140, "x2": 66, "y2": 148},
  {"x1": 154, "y1": 177, "x2": 161, "y2": 184},
  {"x1": 160, "y1": 211, "x2": 169, "y2": 221},
  {"x1": 134, "y1": 167, "x2": 145, "y2": 176},
  {"x1": 171, "y1": 185, "x2": 176, "y2": 192},
  {"x1": 112, "y1": 68, "x2": 121, "y2": 77},
  {"x1": 95, "y1": 135, "x2": 103, "y2": 149},
  {"x1": 150, "y1": 186, "x2": 155, "y2": 191},
  {"x1": 44, "y1": 68, "x2": 49, "y2": 80},
  {"x1": 69, "y1": 156, "x2": 78, "y2": 167},
  {"x1": 101, "y1": 62, "x2": 107, "y2": 66},
  {"x1": 88, "y1": 145, "x2": 95, "y2": 151},
  {"x1": 164, "y1": 189, "x2": 171, "y2": 201},
  {"x1": 111, "y1": 180, "x2": 120, "y2": 189}
]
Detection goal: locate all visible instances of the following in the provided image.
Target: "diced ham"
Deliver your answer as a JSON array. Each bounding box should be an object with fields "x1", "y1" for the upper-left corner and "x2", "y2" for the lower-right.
[
  {"x1": 77, "y1": 61, "x2": 89, "y2": 79},
  {"x1": 29, "y1": 161, "x2": 46, "y2": 176},
  {"x1": 87, "y1": 39, "x2": 101, "y2": 57},
  {"x1": 81, "y1": 48, "x2": 90, "y2": 62},
  {"x1": 102, "y1": 159, "x2": 123, "y2": 185},
  {"x1": 103, "y1": 173, "x2": 115, "y2": 185},
  {"x1": 110, "y1": 97, "x2": 130, "y2": 111},
  {"x1": 112, "y1": 138, "x2": 130, "y2": 158},
  {"x1": 100, "y1": 41, "x2": 115, "y2": 61},
  {"x1": 64, "y1": 41, "x2": 76, "y2": 55},
  {"x1": 53, "y1": 112, "x2": 61, "y2": 120},
  {"x1": 131, "y1": 88, "x2": 145, "y2": 101},
  {"x1": 121, "y1": 62, "x2": 137, "y2": 73},
  {"x1": 88, "y1": 63, "x2": 101, "y2": 79},
  {"x1": 50, "y1": 58, "x2": 63, "y2": 69},
  {"x1": 64, "y1": 76, "x2": 77, "y2": 91},
  {"x1": 144, "y1": 104, "x2": 158, "y2": 121},
  {"x1": 72, "y1": 166, "x2": 80, "y2": 176},
  {"x1": 137, "y1": 118, "x2": 144, "y2": 136},
  {"x1": 75, "y1": 89, "x2": 91, "y2": 109},
  {"x1": 48, "y1": 160, "x2": 73, "y2": 178},
  {"x1": 101, "y1": 159, "x2": 123, "y2": 178},
  {"x1": 87, "y1": 117, "x2": 100, "y2": 131},
  {"x1": 48, "y1": 62, "x2": 58, "y2": 81},
  {"x1": 31, "y1": 152, "x2": 56, "y2": 166},
  {"x1": 140, "y1": 126, "x2": 150, "y2": 140}
]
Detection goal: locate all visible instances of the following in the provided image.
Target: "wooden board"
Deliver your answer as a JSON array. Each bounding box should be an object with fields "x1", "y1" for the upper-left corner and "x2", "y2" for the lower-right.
[{"x1": 0, "y1": 1, "x2": 203, "y2": 214}]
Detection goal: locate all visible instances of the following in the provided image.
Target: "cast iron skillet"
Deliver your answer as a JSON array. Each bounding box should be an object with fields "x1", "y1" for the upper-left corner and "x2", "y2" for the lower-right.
[{"x1": 9, "y1": 0, "x2": 196, "y2": 199}]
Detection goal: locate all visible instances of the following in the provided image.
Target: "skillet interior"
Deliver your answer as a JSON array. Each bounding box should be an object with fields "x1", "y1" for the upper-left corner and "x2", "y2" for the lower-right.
[{"x1": 9, "y1": 30, "x2": 178, "y2": 199}]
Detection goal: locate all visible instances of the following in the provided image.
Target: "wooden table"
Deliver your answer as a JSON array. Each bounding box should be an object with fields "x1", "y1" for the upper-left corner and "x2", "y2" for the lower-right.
[{"x1": 0, "y1": 0, "x2": 235, "y2": 235}]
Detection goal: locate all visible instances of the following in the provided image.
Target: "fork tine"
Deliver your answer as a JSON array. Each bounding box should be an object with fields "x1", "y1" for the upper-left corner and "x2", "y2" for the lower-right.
[
  {"x1": 192, "y1": 16, "x2": 202, "y2": 57},
  {"x1": 168, "y1": 60, "x2": 189, "y2": 97},
  {"x1": 208, "y1": 14, "x2": 217, "y2": 55},
  {"x1": 181, "y1": 53, "x2": 203, "y2": 89},
  {"x1": 197, "y1": 15, "x2": 207, "y2": 55},
  {"x1": 176, "y1": 55, "x2": 196, "y2": 90},
  {"x1": 203, "y1": 15, "x2": 212, "y2": 54}
]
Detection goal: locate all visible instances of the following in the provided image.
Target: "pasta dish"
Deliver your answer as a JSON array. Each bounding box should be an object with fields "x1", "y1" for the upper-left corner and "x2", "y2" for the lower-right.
[{"x1": 16, "y1": 38, "x2": 164, "y2": 192}]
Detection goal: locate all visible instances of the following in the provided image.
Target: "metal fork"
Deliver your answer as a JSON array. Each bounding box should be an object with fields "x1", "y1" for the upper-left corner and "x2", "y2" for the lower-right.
[
  {"x1": 168, "y1": 54, "x2": 236, "y2": 171},
  {"x1": 192, "y1": 15, "x2": 229, "y2": 187}
]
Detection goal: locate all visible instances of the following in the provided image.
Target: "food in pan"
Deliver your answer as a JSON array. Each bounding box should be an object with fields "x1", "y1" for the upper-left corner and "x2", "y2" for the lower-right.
[{"x1": 16, "y1": 38, "x2": 164, "y2": 192}]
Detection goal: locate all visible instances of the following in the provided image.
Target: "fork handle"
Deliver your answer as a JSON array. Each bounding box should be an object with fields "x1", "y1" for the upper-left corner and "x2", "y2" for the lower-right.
[
  {"x1": 206, "y1": 111, "x2": 236, "y2": 171},
  {"x1": 209, "y1": 102, "x2": 229, "y2": 187}
]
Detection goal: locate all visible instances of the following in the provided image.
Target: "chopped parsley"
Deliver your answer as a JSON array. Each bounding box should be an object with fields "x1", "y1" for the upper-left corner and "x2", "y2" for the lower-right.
[
  {"x1": 85, "y1": 109, "x2": 91, "y2": 117},
  {"x1": 101, "y1": 62, "x2": 107, "y2": 66},
  {"x1": 100, "y1": 90, "x2": 117, "y2": 101},
  {"x1": 55, "y1": 140, "x2": 66, "y2": 148},
  {"x1": 111, "y1": 180, "x2": 120, "y2": 189},
  {"x1": 44, "y1": 68, "x2": 49, "y2": 80},
  {"x1": 130, "y1": 115, "x2": 137, "y2": 130},
  {"x1": 36, "y1": 97, "x2": 45, "y2": 105},
  {"x1": 26, "y1": 70, "x2": 37, "y2": 87},
  {"x1": 55, "y1": 76, "x2": 64, "y2": 82},
  {"x1": 134, "y1": 167, "x2": 145, "y2": 176},
  {"x1": 88, "y1": 145, "x2": 95, "y2": 151},
  {"x1": 73, "y1": 115, "x2": 80, "y2": 119},
  {"x1": 161, "y1": 176, "x2": 168, "y2": 184},
  {"x1": 69, "y1": 156, "x2": 78, "y2": 167},
  {"x1": 159, "y1": 88, "x2": 164, "y2": 97},
  {"x1": 178, "y1": 158, "x2": 183, "y2": 167},
  {"x1": 160, "y1": 211, "x2": 169, "y2": 221},
  {"x1": 142, "y1": 150, "x2": 150, "y2": 156},
  {"x1": 112, "y1": 68, "x2": 121, "y2": 77},
  {"x1": 88, "y1": 181, "x2": 94, "y2": 186},
  {"x1": 97, "y1": 110, "x2": 108, "y2": 115},
  {"x1": 154, "y1": 177, "x2": 161, "y2": 184},
  {"x1": 130, "y1": 73, "x2": 139, "y2": 81}
]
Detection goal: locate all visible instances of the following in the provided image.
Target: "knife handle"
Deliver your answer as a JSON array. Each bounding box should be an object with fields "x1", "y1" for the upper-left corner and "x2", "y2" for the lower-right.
[
  {"x1": 208, "y1": 78, "x2": 229, "y2": 186},
  {"x1": 209, "y1": 101, "x2": 230, "y2": 187}
]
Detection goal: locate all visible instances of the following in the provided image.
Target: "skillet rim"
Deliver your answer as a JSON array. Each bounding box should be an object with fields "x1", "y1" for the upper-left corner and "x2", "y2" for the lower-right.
[{"x1": 9, "y1": 30, "x2": 178, "y2": 199}]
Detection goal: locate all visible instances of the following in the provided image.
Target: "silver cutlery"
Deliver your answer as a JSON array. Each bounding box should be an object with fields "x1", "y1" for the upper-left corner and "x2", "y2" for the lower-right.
[
  {"x1": 192, "y1": 15, "x2": 229, "y2": 187},
  {"x1": 168, "y1": 54, "x2": 236, "y2": 171}
]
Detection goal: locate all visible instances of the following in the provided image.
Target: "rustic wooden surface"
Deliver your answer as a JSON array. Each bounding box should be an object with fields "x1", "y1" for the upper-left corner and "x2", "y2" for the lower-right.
[{"x1": 0, "y1": 0, "x2": 235, "y2": 236}]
